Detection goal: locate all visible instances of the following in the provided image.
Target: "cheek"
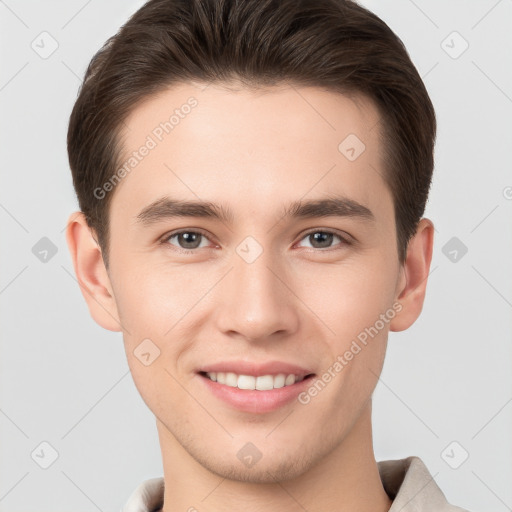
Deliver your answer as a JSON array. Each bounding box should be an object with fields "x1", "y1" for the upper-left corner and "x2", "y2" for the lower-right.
[
  {"x1": 112, "y1": 261, "x2": 198, "y2": 414},
  {"x1": 293, "y1": 254, "x2": 398, "y2": 345},
  {"x1": 111, "y1": 260, "x2": 210, "y2": 381},
  {"x1": 111, "y1": 257, "x2": 200, "y2": 334},
  {"x1": 296, "y1": 260, "x2": 396, "y2": 421}
]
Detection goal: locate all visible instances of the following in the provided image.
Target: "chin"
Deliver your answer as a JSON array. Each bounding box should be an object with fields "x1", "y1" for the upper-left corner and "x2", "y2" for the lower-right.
[{"x1": 204, "y1": 455, "x2": 312, "y2": 484}]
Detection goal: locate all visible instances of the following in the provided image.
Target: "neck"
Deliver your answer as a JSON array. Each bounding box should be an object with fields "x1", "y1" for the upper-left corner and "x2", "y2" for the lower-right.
[{"x1": 157, "y1": 401, "x2": 392, "y2": 512}]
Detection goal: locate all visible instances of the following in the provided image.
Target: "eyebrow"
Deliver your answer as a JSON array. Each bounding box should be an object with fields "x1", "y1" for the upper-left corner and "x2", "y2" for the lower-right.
[{"x1": 135, "y1": 195, "x2": 375, "y2": 226}]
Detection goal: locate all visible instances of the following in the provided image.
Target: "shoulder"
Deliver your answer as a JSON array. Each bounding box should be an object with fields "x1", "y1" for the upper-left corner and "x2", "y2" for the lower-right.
[{"x1": 378, "y1": 455, "x2": 475, "y2": 512}]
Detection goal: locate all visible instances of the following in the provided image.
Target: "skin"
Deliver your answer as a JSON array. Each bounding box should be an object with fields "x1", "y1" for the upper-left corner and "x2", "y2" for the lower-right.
[{"x1": 66, "y1": 81, "x2": 434, "y2": 512}]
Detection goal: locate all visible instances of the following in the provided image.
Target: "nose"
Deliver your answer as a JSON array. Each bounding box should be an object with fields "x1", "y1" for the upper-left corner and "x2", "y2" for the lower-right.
[{"x1": 214, "y1": 247, "x2": 300, "y2": 343}]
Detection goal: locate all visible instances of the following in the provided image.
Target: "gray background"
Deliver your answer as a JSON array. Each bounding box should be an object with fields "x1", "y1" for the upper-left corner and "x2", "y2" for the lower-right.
[{"x1": 1, "y1": 1, "x2": 511, "y2": 511}]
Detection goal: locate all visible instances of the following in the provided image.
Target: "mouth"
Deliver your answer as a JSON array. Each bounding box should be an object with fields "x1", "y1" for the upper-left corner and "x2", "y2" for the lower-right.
[
  {"x1": 198, "y1": 371, "x2": 315, "y2": 390},
  {"x1": 197, "y1": 368, "x2": 316, "y2": 414}
]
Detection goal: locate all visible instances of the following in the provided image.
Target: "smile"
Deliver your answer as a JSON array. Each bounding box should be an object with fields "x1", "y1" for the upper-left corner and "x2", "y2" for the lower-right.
[{"x1": 202, "y1": 371, "x2": 309, "y2": 390}]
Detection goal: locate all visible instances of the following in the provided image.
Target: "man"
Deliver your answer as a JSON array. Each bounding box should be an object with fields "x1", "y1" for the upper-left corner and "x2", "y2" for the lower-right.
[{"x1": 65, "y1": 0, "x2": 473, "y2": 510}]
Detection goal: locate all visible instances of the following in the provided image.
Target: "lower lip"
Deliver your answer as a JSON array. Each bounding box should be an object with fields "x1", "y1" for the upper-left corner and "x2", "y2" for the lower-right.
[{"x1": 198, "y1": 373, "x2": 315, "y2": 414}]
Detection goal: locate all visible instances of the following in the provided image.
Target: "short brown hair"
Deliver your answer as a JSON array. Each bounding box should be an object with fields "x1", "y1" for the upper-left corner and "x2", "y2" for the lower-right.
[{"x1": 67, "y1": 0, "x2": 436, "y2": 268}]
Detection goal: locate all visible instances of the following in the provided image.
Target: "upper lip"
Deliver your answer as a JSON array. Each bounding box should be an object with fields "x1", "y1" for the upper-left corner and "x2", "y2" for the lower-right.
[{"x1": 197, "y1": 360, "x2": 315, "y2": 378}]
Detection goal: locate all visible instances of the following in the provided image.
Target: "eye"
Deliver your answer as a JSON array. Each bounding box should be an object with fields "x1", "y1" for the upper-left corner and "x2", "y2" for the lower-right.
[
  {"x1": 296, "y1": 229, "x2": 351, "y2": 250},
  {"x1": 162, "y1": 229, "x2": 213, "y2": 253},
  {"x1": 160, "y1": 228, "x2": 352, "y2": 254}
]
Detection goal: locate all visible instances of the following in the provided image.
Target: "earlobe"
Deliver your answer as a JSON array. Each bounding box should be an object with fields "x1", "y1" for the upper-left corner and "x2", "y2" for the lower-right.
[
  {"x1": 389, "y1": 218, "x2": 434, "y2": 332},
  {"x1": 65, "y1": 211, "x2": 123, "y2": 332}
]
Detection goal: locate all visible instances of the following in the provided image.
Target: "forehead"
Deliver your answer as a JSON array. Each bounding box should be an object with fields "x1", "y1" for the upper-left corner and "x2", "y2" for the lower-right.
[{"x1": 111, "y1": 81, "x2": 390, "y2": 226}]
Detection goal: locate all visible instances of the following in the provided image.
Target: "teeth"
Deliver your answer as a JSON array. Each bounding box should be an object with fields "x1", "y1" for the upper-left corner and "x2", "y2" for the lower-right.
[{"x1": 205, "y1": 372, "x2": 304, "y2": 390}]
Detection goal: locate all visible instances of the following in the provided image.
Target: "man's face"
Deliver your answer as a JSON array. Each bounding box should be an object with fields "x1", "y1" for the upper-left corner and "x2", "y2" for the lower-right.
[{"x1": 104, "y1": 82, "x2": 405, "y2": 482}]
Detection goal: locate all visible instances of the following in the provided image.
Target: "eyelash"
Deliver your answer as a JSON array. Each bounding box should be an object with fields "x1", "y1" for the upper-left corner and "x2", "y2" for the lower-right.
[{"x1": 160, "y1": 228, "x2": 353, "y2": 254}]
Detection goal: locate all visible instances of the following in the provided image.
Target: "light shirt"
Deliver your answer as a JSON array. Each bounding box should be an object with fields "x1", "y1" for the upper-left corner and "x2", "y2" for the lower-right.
[{"x1": 121, "y1": 455, "x2": 472, "y2": 512}]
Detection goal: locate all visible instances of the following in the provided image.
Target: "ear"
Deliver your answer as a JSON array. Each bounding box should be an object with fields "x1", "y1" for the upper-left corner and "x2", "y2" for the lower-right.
[
  {"x1": 65, "y1": 211, "x2": 122, "y2": 332},
  {"x1": 389, "y1": 218, "x2": 434, "y2": 332}
]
